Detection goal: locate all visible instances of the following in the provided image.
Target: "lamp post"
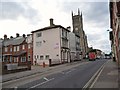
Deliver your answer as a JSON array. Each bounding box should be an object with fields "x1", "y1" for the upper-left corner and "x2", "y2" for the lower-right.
[
  {"x1": 107, "y1": 29, "x2": 116, "y2": 62},
  {"x1": 0, "y1": 40, "x2": 2, "y2": 62},
  {"x1": 0, "y1": 39, "x2": 3, "y2": 75}
]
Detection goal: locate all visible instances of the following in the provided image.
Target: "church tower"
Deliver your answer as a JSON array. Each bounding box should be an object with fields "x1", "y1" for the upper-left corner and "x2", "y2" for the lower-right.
[
  {"x1": 72, "y1": 9, "x2": 87, "y2": 59},
  {"x1": 72, "y1": 8, "x2": 83, "y2": 37}
]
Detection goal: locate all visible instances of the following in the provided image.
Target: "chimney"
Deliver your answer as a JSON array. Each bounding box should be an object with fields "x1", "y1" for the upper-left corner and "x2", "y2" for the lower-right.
[
  {"x1": 10, "y1": 36, "x2": 13, "y2": 39},
  {"x1": 4, "y1": 34, "x2": 7, "y2": 40},
  {"x1": 16, "y1": 33, "x2": 19, "y2": 37},
  {"x1": 23, "y1": 34, "x2": 26, "y2": 38},
  {"x1": 50, "y1": 18, "x2": 54, "y2": 26},
  {"x1": 67, "y1": 26, "x2": 71, "y2": 31}
]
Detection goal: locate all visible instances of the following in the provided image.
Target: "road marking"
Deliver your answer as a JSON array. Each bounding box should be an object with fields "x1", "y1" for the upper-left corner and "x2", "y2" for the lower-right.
[
  {"x1": 90, "y1": 65, "x2": 105, "y2": 88},
  {"x1": 66, "y1": 70, "x2": 72, "y2": 74},
  {"x1": 43, "y1": 77, "x2": 49, "y2": 81},
  {"x1": 82, "y1": 61, "x2": 107, "y2": 89},
  {"x1": 26, "y1": 78, "x2": 54, "y2": 90},
  {"x1": 61, "y1": 68, "x2": 76, "y2": 74}
]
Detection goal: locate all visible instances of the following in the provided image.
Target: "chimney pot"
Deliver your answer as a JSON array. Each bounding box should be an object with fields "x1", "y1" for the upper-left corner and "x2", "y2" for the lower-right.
[
  {"x1": 4, "y1": 34, "x2": 7, "y2": 40},
  {"x1": 16, "y1": 33, "x2": 19, "y2": 37},
  {"x1": 50, "y1": 18, "x2": 54, "y2": 26},
  {"x1": 67, "y1": 26, "x2": 71, "y2": 31},
  {"x1": 23, "y1": 34, "x2": 26, "y2": 38},
  {"x1": 10, "y1": 36, "x2": 13, "y2": 39}
]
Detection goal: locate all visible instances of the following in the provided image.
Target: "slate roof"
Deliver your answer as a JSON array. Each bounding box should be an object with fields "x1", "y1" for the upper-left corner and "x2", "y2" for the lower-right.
[
  {"x1": 3, "y1": 36, "x2": 25, "y2": 46},
  {"x1": 31, "y1": 25, "x2": 70, "y2": 33}
]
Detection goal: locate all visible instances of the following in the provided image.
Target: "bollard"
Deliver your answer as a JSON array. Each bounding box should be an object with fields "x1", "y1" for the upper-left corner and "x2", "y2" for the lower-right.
[
  {"x1": 43, "y1": 62, "x2": 45, "y2": 68},
  {"x1": 49, "y1": 59, "x2": 51, "y2": 67}
]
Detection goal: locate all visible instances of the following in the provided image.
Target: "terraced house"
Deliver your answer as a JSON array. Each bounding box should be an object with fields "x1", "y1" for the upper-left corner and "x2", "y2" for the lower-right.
[{"x1": 2, "y1": 34, "x2": 32, "y2": 74}]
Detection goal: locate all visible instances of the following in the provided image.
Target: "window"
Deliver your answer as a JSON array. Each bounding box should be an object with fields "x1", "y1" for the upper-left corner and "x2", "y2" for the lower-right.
[
  {"x1": 10, "y1": 47, "x2": 12, "y2": 52},
  {"x1": 37, "y1": 55, "x2": 39, "y2": 58},
  {"x1": 4, "y1": 56, "x2": 8, "y2": 62},
  {"x1": 65, "y1": 31, "x2": 67, "y2": 37},
  {"x1": 45, "y1": 55, "x2": 49, "y2": 60},
  {"x1": 62, "y1": 29, "x2": 68, "y2": 38},
  {"x1": 40, "y1": 55, "x2": 43, "y2": 60},
  {"x1": 34, "y1": 55, "x2": 37, "y2": 60},
  {"x1": 28, "y1": 55, "x2": 31, "y2": 61},
  {"x1": 62, "y1": 29, "x2": 64, "y2": 37},
  {"x1": 23, "y1": 45, "x2": 25, "y2": 50},
  {"x1": 21, "y1": 56, "x2": 26, "y2": 62},
  {"x1": 2, "y1": 57, "x2": 4, "y2": 62},
  {"x1": 62, "y1": 29, "x2": 66, "y2": 37},
  {"x1": 10, "y1": 56, "x2": 12, "y2": 62},
  {"x1": 5, "y1": 47, "x2": 8, "y2": 52},
  {"x1": 14, "y1": 57, "x2": 18, "y2": 62},
  {"x1": 14, "y1": 46, "x2": 16, "y2": 52},
  {"x1": 36, "y1": 32, "x2": 42, "y2": 37},
  {"x1": 36, "y1": 41, "x2": 42, "y2": 47},
  {"x1": 62, "y1": 40, "x2": 68, "y2": 47},
  {"x1": 28, "y1": 44, "x2": 31, "y2": 49},
  {"x1": 17, "y1": 57, "x2": 18, "y2": 62},
  {"x1": 17, "y1": 46, "x2": 19, "y2": 51}
]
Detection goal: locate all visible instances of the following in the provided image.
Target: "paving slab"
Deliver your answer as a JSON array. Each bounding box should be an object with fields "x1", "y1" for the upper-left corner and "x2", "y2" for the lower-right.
[{"x1": 93, "y1": 60, "x2": 118, "y2": 88}]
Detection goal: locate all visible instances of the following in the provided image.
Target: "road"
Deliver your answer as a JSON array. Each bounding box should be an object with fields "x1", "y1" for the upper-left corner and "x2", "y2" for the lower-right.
[{"x1": 10, "y1": 59, "x2": 107, "y2": 89}]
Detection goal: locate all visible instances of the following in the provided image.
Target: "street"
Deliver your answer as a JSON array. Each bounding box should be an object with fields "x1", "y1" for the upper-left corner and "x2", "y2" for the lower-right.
[{"x1": 2, "y1": 59, "x2": 107, "y2": 89}]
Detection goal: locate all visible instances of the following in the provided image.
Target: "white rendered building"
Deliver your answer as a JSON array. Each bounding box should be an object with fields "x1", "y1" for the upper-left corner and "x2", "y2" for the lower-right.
[{"x1": 32, "y1": 19, "x2": 70, "y2": 66}]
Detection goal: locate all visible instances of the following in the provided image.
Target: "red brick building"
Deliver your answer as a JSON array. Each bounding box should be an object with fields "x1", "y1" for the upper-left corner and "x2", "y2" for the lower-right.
[
  {"x1": 2, "y1": 33, "x2": 33, "y2": 74},
  {"x1": 109, "y1": 1, "x2": 120, "y2": 67}
]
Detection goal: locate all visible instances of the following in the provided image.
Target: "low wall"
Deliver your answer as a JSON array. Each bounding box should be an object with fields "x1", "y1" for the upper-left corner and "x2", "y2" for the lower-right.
[{"x1": 2, "y1": 62, "x2": 31, "y2": 75}]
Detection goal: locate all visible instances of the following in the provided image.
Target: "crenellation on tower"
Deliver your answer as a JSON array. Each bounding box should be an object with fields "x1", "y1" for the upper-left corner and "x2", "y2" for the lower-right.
[{"x1": 72, "y1": 9, "x2": 88, "y2": 59}]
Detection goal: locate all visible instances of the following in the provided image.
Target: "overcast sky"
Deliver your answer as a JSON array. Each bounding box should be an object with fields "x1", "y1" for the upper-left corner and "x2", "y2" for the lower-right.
[{"x1": 0, "y1": 0, "x2": 111, "y2": 54}]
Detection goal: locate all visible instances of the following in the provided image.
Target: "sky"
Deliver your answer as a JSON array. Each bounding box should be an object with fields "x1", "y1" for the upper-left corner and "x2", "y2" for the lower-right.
[{"x1": 0, "y1": 0, "x2": 111, "y2": 54}]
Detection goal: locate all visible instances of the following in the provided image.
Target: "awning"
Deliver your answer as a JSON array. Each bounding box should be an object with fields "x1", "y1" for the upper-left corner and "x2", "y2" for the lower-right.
[{"x1": 13, "y1": 51, "x2": 27, "y2": 57}]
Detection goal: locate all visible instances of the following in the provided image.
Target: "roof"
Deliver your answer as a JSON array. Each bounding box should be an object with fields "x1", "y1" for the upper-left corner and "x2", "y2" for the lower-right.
[
  {"x1": 3, "y1": 36, "x2": 25, "y2": 46},
  {"x1": 31, "y1": 25, "x2": 70, "y2": 33},
  {"x1": 13, "y1": 51, "x2": 27, "y2": 57}
]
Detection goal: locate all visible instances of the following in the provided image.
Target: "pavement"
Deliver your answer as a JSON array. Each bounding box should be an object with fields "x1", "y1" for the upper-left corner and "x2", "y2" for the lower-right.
[
  {"x1": 92, "y1": 59, "x2": 119, "y2": 88},
  {"x1": 1, "y1": 59, "x2": 120, "y2": 89}
]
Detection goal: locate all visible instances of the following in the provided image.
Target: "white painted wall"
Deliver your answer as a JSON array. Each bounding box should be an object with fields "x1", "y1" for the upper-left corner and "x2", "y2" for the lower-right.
[
  {"x1": 69, "y1": 32, "x2": 76, "y2": 52},
  {"x1": 26, "y1": 35, "x2": 32, "y2": 44},
  {"x1": 33, "y1": 27, "x2": 61, "y2": 65},
  {"x1": 69, "y1": 32, "x2": 76, "y2": 61}
]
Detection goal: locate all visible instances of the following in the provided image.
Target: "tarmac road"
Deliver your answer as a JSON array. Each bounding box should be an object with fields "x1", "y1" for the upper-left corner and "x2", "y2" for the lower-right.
[{"x1": 16, "y1": 59, "x2": 107, "y2": 89}]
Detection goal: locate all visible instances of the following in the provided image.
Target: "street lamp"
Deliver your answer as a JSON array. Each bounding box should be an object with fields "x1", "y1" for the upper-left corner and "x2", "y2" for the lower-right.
[
  {"x1": 0, "y1": 39, "x2": 3, "y2": 63},
  {"x1": 107, "y1": 29, "x2": 116, "y2": 61},
  {"x1": 0, "y1": 39, "x2": 3, "y2": 75}
]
